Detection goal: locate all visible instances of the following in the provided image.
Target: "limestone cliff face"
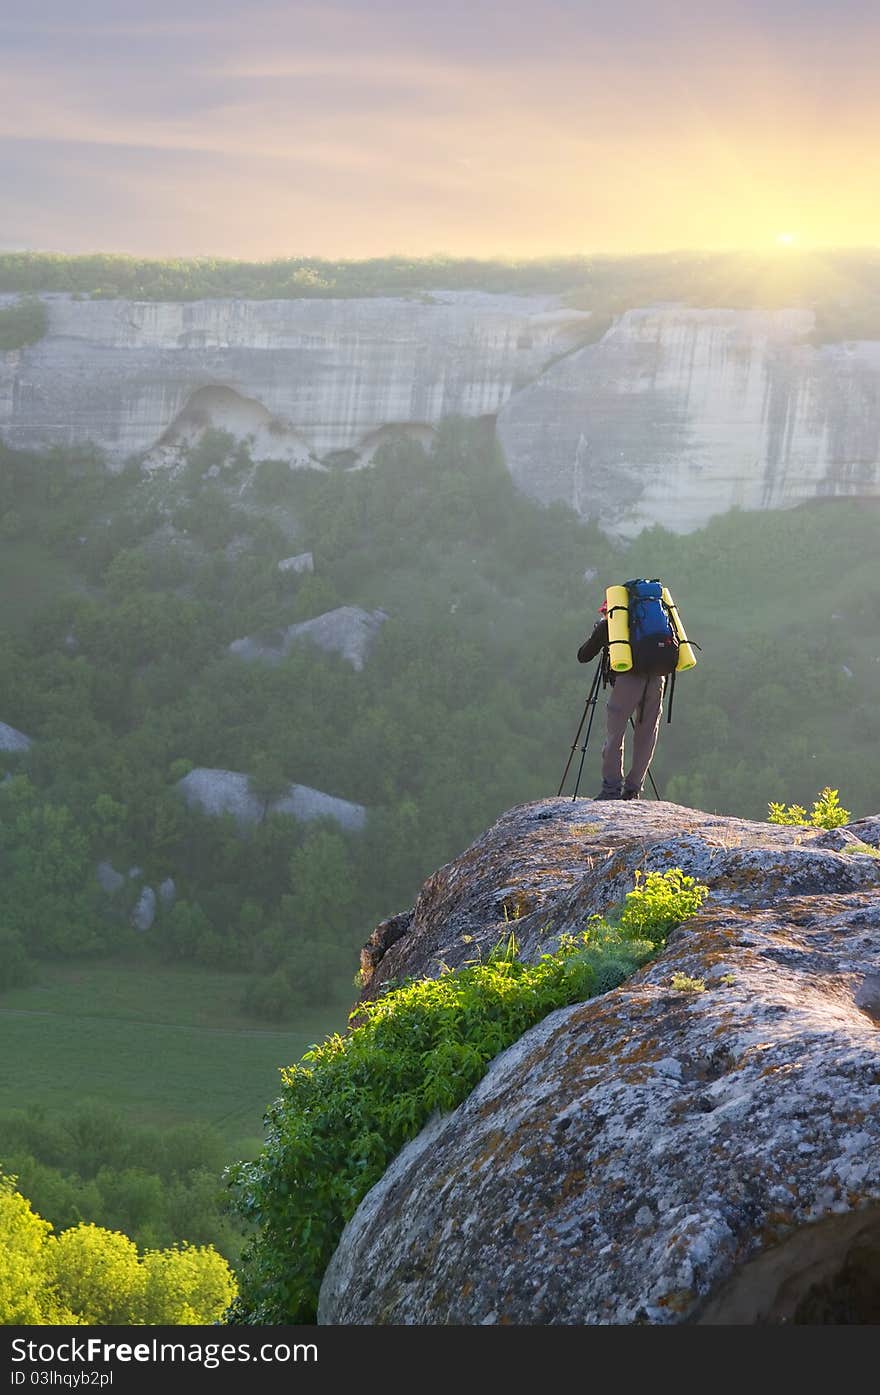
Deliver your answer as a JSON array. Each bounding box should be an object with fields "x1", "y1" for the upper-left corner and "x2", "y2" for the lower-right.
[
  {"x1": 320, "y1": 798, "x2": 880, "y2": 1325},
  {"x1": 497, "y1": 307, "x2": 880, "y2": 536},
  {"x1": 3, "y1": 294, "x2": 880, "y2": 535},
  {"x1": 0, "y1": 291, "x2": 590, "y2": 469}
]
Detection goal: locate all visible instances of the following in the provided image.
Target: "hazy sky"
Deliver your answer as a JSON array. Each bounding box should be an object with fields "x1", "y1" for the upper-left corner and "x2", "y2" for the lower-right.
[{"x1": 2, "y1": 0, "x2": 879, "y2": 260}]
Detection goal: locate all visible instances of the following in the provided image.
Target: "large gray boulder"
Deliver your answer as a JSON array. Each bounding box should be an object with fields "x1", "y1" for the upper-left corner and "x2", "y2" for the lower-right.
[
  {"x1": 278, "y1": 552, "x2": 315, "y2": 574},
  {"x1": 176, "y1": 767, "x2": 365, "y2": 831},
  {"x1": 131, "y1": 886, "x2": 157, "y2": 932},
  {"x1": 229, "y1": 605, "x2": 387, "y2": 671},
  {"x1": 95, "y1": 860, "x2": 125, "y2": 895},
  {"x1": 0, "y1": 721, "x2": 32, "y2": 752},
  {"x1": 319, "y1": 798, "x2": 880, "y2": 1325}
]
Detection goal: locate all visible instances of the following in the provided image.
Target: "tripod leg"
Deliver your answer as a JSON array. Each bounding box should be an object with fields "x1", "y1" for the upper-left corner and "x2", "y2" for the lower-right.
[
  {"x1": 557, "y1": 701, "x2": 590, "y2": 797},
  {"x1": 570, "y1": 662, "x2": 603, "y2": 800},
  {"x1": 558, "y1": 660, "x2": 603, "y2": 797}
]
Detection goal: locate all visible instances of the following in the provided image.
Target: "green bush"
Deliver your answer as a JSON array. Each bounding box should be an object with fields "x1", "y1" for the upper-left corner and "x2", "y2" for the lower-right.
[
  {"x1": 768, "y1": 786, "x2": 851, "y2": 829},
  {"x1": 616, "y1": 868, "x2": 710, "y2": 944},
  {"x1": 224, "y1": 867, "x2": 709, "y2": 1324}
]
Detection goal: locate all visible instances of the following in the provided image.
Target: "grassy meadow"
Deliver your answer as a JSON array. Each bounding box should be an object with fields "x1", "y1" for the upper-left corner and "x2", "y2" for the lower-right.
[{"x1": 0, "y1": 953, "x2": 351, "y2": 1158}]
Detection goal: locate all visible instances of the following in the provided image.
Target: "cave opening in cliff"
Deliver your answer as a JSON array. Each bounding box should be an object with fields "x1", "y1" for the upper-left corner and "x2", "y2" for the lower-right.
[
  {"x1": 157, "y1": 385, "x2": 313, "y2": 466},
  {"x1": 354, "y1": 421, "x2": 437, "y2": 468}
]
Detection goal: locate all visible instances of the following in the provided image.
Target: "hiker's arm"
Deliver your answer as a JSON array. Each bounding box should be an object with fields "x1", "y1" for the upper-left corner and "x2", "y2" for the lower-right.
[{"x1": 577, "y1": 618, "x2": 608, "y2": 663}]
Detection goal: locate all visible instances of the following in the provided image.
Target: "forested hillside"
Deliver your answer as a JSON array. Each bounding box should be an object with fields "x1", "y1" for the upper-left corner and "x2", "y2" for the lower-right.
[{"x1": 1, "y1": 418, "x2": 877, "y2": 1267}]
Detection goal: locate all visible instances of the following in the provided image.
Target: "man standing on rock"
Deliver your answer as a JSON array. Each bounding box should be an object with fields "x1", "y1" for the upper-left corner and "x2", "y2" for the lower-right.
[{"x1": 577, "y1": 599, "x2": 665, "y2": 801}]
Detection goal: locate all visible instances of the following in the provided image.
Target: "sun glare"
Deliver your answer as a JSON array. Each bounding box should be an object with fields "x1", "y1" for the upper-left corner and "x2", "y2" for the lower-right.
[{"x1": 776, "y1": 233, "x2": 796, "y2": 246}]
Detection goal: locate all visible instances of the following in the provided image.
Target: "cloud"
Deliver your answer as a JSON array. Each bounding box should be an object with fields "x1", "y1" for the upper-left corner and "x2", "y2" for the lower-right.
[{"x1": 3, "y1": 0, "x2": 880, "y2": 257}]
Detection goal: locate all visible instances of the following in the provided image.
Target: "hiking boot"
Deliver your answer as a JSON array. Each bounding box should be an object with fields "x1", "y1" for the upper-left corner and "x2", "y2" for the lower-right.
[
  {"x1": 621, "y1": 787, "x2": 641, "y2": 800},
  {"x1": 594, "y1": 787, "x2": 622, "y2": 800}
]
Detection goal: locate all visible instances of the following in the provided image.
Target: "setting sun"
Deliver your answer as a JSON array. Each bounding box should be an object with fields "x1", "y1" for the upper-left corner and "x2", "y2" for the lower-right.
[{"x1": 776, "y1": 233, "x2": 797, "y2": 246}]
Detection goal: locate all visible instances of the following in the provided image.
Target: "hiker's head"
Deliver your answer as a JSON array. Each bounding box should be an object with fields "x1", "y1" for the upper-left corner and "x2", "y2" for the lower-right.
[{"x1": 598, "y1": 599, "x2": 608, "y2": 615}]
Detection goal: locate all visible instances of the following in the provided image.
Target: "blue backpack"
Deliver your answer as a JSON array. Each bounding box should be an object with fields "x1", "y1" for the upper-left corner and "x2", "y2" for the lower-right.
[{"x1": 625, "y1": 579, "x2": 679, "y2": 677}]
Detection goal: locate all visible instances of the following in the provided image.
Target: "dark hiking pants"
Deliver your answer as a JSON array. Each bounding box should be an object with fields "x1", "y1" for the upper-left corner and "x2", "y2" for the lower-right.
[{"x1": 600, "y1": 671, "x2": 665, "y2": 796}]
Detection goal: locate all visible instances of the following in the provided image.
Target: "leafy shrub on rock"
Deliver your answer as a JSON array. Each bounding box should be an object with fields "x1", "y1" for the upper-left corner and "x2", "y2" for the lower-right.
[{"x1": 224, "y1": 868, "x2": 708, "y2": 1324}]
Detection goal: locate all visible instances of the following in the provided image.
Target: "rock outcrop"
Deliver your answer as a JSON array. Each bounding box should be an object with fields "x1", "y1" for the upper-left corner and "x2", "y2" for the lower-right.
[
  {"x1": 319, "y1": 798, "x2": 880, "y2": 1325},
  {"x1": 176, "y1": 767, "x2": 366, "y2": 831},
  {"x1": 229, "y1": 606, "x2": 387, "y2": 671},
  {"x1": 96, "y1": 861, "x2": 176, "y2": 928}
]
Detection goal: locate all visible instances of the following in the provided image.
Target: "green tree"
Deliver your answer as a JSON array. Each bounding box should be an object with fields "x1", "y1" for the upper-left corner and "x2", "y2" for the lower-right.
[
  {"x1": 287, "y1": 827, "x2": 356, "y2": 933},
  {"x1": 0, "y1": 929, "x2": 35, "y2": 989},
  {"x1": 47, "y1": 1224, "x2": 145, "y2": 1324},
  {"x1": 138, "y1": 1244, "x2": 236, "y2": 1324},
  {"x1": 93, "y1": 1169, "x2": 166, "y2": 1249},
  {"x1": 0, "y1": 1177, "x2": 66, "y2": 1323},
  {"x1": 0, "y1": 295, "x2": 48, "y2": 350},
  {"x1": 103, "y1": 548, "x2": 152, "y2": 598},
  {"x1": 248, "y1": 754, "x2": 290, "y2": 806}
]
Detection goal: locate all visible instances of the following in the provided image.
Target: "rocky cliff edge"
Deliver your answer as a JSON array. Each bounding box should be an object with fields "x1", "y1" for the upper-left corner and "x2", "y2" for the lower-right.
[{"x1": 319, "y1": 797, "x2": 880, "y2": 1324}]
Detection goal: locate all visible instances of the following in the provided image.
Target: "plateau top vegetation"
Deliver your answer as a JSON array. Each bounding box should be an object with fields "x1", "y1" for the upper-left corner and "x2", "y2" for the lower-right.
[{"x1": 3, "y1": 248, "x2": 880, "y2": 344}]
